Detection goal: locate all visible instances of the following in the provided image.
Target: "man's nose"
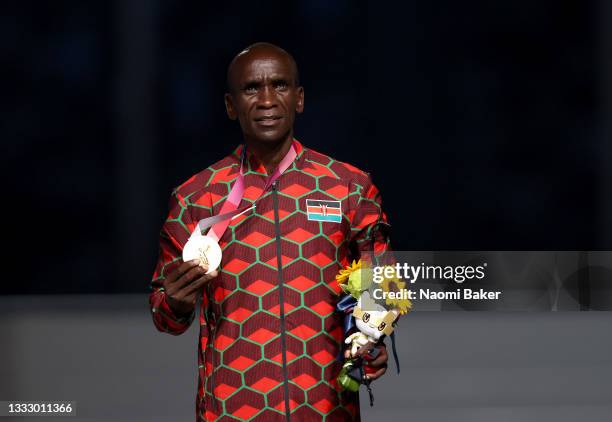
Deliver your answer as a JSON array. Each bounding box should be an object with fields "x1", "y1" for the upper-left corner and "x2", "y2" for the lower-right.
[{"x1": 256, "y1": 85, "x2": 277, "y2": 108}]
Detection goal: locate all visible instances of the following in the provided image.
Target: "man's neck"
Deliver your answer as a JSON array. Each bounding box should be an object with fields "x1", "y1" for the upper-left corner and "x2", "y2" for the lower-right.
[{"x1": 245, "y1": 135, "x2": 294, "y2": 175}]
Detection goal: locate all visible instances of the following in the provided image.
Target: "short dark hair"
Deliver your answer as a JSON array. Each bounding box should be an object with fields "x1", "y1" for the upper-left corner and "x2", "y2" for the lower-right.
[{"x1": 226, "y1": 42, "x2": 300, "y2": 93}]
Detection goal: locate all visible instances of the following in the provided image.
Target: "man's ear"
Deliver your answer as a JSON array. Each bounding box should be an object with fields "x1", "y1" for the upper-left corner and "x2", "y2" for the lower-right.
[
  {"x1": 295, "y1": 86, "x2": 304, "y2": 114},
  {"x1": 224, "y1": 93, "x2": 237, "y2": 120}
]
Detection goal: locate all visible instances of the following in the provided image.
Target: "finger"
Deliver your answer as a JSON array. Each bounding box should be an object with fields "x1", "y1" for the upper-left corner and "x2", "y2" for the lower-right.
[
  {"x1": 182, "y1": 272, "x2": 218, "y2": 295},
  {"x1": 365, "y1": 365, "x2": 387, "y2": 382},
  {"x1": 344, "y1": 349, "x2": 351, "y2": 359},
  {"x1": 354, "y1": 341, "x2": 377, "y2": 358},
  {"x1": 367, "y1": 347, "x2": 388, "y2": 368},
  {"x1": 165, "y1": 294, "x2": 195, "y2": 317},
  {"x1": 166, "y1": 259, "x2": 201, "y2": 284},
  {"x1": 181, "y1": 291, "x2": 198, "y2": 308},
  {"x1": 172, "y1": 265, "x2": 208, "y2": 291}
]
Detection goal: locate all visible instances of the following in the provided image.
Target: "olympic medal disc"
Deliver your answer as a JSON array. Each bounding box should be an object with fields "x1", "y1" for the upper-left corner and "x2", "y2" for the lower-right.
[{"x1": 182, "y1": 235, "x2": 222, "y2": 274}]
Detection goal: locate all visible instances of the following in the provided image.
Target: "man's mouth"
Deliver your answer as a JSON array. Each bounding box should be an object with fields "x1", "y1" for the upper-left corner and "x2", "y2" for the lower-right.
[
  {"x1": 254, "y1": 115, "x2": 283, "y2": 122},
  {"x1": 254, "y1": 115, "x2": 283, "y2": 126}
]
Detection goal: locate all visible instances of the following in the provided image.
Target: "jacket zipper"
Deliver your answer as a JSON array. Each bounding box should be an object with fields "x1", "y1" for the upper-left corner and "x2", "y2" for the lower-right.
[{"x1": 272, "y1": 180, "x2": 291, "y2": 421}]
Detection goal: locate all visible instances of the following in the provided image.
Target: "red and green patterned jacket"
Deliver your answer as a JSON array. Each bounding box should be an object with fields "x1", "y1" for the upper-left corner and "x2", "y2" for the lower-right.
[{"x1": 149, "y1": 140, "x2": 391, "y2": 421}]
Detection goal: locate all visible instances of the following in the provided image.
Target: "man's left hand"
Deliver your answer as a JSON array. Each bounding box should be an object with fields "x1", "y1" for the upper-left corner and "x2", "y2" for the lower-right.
[{"x1": 344, "y1": 342, "x2": 388, "y2": 382}]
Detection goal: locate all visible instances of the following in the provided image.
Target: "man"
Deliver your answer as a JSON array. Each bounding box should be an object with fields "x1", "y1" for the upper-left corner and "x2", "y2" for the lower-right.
[{"x1": 149, "y1": 42, "x2": 391, "y2": 421}]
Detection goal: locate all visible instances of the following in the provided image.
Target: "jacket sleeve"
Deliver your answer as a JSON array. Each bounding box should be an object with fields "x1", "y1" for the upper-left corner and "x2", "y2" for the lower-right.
[
  {"x1": 348, "y1": 174, "x2": 402, "y2": 342},
  {"x1": 348, "y1": 173, "x2": 394, "y2": 265},
  {"x1": 149, "y1": 188, "x2": 198, "y2": 335}
]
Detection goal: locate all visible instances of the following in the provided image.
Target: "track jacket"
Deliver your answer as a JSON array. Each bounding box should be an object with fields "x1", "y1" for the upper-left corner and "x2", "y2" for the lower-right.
[{"x1": 149, "y1": 140, "x2": 391, "y2": 421}]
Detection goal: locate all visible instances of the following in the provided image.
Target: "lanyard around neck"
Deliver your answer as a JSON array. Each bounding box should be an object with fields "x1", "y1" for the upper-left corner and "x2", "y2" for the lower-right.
[{"x1": 195, "y1": 141, "x2": 298, "y2": 243}]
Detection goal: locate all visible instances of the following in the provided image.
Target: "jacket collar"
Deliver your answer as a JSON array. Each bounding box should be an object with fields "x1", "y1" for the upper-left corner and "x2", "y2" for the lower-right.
[{"x1": 232, "y1": 139, "x2": 306, "y2": 175}]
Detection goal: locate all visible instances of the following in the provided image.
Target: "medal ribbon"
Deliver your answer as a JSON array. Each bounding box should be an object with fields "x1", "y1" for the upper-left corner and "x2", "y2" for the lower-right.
[{"x1": 193, "y1": 141, "x2": 298, "y2": 241}]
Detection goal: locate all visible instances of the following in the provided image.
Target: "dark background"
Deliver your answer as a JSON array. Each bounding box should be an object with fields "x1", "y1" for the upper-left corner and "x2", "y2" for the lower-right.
[{"x1": 2, "y1": 0, "x2": 610, "y2": 294}]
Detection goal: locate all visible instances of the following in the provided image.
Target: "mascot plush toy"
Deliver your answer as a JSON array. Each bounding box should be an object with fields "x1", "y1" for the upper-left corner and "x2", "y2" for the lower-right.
[
  {"x1": 335, "y1": 260, "x2": 411, "y2": 405},
  {"x1": 347, "y1": 291, "x2": 400, "y2": 356}
]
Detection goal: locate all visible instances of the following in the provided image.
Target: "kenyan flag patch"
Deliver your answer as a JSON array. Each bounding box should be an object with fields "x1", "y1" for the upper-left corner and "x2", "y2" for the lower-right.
[{"x1": 306, "y1": 199, "x2": 342, "y2": 223}]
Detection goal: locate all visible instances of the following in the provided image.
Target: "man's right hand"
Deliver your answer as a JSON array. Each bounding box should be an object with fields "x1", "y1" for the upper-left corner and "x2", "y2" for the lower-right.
[{"x1": 163, "y1": 260, "x2": 218, "y2": 318}]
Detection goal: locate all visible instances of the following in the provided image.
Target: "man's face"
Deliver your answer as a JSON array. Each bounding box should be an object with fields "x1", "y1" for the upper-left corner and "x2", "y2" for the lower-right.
[{"x1": 225, "y1": 51, "x2": 304, "y2": 145}]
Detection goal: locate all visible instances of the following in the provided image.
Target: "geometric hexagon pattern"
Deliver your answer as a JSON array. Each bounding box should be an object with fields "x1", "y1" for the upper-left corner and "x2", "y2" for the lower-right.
[{"x1": 150, "y1": 141, "x2": 391, "y2": 421}]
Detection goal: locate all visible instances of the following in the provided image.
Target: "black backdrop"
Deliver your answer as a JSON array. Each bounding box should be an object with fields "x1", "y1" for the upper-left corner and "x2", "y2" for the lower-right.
[{"x1": 2, "y1": 1, "x2": 609, "y2": 293}]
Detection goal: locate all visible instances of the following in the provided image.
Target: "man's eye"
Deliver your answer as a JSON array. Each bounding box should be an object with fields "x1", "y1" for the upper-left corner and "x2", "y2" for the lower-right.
[
  {"x1": 274, "y1": 82, "x2": 288, "y2": 90},
  {"x1": 244, "y1": 86, "x2": 258, "y2": 94}
]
